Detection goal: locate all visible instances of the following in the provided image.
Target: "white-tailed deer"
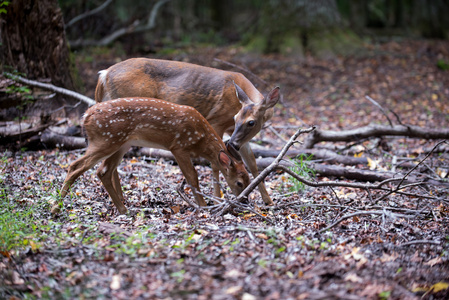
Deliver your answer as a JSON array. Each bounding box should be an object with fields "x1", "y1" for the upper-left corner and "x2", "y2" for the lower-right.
[
  {"x1": 60, "y1": 98, "x2": 250, "y2": 214},
  {"x1": 95, "y1": 58, "x2": 280, "y2": 205}
]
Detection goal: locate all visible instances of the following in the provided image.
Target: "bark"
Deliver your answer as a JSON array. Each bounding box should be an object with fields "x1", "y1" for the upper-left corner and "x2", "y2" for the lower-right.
[
  {"x1": 1, "y1": 0, "x2": 74, "y2": 89},
  {"x1": 0, "y1": 0, "x2": 79, "y2": 119}
]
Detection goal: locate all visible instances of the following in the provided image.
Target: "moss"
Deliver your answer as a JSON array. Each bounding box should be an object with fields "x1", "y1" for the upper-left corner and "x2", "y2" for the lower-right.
[
  {"x1": 244, "y1": 35, "x2": 268, "y2": 54},
  {"x1": 279, "y1": 34, "x2": 305, "y2": 57},
  {"x1": 307, "y1": 29, "x2": 362, "y2": 58}
]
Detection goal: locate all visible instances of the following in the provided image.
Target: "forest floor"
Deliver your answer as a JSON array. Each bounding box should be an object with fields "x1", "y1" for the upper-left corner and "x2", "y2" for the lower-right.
[{"x1": 1, "y1": 39, "x2": 449, "y2": 299}]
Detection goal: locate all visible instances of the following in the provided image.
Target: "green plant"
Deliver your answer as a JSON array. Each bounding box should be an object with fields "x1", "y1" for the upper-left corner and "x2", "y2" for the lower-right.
[
  {"x1": 6, "y1": 84, "x2": 34, "y2": 115},
  {"x1": 0, "y1": 1, "x2": 9, "y2": 14},
  {"x1": 0, "y1": 192, "x2": 41, "y2": 251},
  {"x1": 437, "y1": 60, "x2": 449, "y2": 71},
  {"x1": 288, "y1": 154, "x2": 315, "y2": 192}
]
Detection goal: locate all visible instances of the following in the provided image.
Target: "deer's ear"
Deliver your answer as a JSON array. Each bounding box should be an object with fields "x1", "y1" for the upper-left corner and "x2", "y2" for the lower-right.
[
  {"x1": 261, "y1": 86, "x2": 280, "y2": 110},
  {"x1": 218, "y1": 150, "x2": 232, "y2": 169},
  {"x1": 234, "y1": 82, "x2": 251, "y2": 105}
]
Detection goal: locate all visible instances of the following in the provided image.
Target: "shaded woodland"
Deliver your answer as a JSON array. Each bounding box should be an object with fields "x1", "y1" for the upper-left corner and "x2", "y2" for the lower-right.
[{"x1": 1, "y1": 1, "x2": 449, "y2": 299}]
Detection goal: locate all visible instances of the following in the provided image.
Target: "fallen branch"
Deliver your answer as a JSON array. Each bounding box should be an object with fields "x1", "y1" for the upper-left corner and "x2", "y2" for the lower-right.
[
  {"x1": 68, "y1": 0, "x2": 170, "y2": 48},
  {"x1": 65, "y1": 0, "x2": 114, "y2": 28},
  {"x1": 4, "y1": 72, "x2": 95, "y2": 106},
  {"x1": 319, "y1": 210, "x2": 410, "y2": 233},
  {"x1": 399, "y1": 239, "x2": 441, "y2": 247},
  {"x1": 254, "y1": 148, "x2": 367, "y2": 165},
  {"x1": 304, "y1": 124, "x2": 449, "y2": 148},
  {"x1": 256, "y1": 158, "x2": 449, "y2": 187},
  {"x1": 237, "y1": 126, "x2": 316, "y2": 202}
]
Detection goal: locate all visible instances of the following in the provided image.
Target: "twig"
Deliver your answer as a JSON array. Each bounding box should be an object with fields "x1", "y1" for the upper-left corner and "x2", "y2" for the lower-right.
[
  {"x1": 394, "y1": 140, "x2": 447, "y2": 190},
  {"x1": 399, "y1": 239, "x2": 441, "y2": 247},
  {"x1": 319, "y1": 210, "x2": 409, "y2": 233},
  {"x1": 365, "y1": 95, "x2": 393, "y2": 127},
  {"x1": 236, "y1": 126, "x2": 316, "y2": 202},
  {"x1": 176, "y1": 179, "x2": 200, "y2": 210},
  {"x1": 267, "y1": 125, "x2": 288, "y2": 143}
]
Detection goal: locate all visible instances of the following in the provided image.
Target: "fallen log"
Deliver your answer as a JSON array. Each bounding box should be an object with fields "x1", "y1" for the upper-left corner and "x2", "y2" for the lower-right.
[
  {"x1": 1, "y1": 122, "x2": 55, "y2": 145},
  {"x1": 304, "y1": 124, "x2": 449, "y2": 148},
  {"x1": 256, "y1": 157, "x2": 449, "y2": 187},
  {"x1": 40, "y1": 131, "x2": 86, "y2": 150},
  {"x1": 252, "y1": 148, "x2": 367, "y2": 166}
]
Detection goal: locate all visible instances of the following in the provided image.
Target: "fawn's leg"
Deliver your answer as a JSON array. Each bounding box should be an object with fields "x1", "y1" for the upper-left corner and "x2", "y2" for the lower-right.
[
  {"x1": 61, "y1": 148, "x2": 106, "y2": 197},
  {"x1": 96, "y1": 146, "x2": 129, "y2": 214}
]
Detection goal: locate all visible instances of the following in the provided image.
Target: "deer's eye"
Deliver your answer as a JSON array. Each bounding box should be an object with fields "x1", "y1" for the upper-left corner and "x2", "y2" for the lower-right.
[
  {"x1": 247, "y1": 120, "x2": 256, "y2": 127},
  {"x1": 236, "y1": 181, "x2": 244, "y2": 188}
]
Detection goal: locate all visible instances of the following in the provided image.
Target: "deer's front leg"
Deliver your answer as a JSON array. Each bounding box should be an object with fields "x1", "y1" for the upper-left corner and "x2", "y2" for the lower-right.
[
  {"x1": 239, "y1": 143, "x2": 274, "y2": 205},
  {"x1": 173, "y1": 151, "x2": 207, "y2": 206}
]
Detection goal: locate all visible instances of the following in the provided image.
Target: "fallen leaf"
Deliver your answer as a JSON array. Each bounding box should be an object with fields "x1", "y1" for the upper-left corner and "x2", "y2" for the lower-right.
[
  {"x1": 226, "y1": 286, "x2": 243, "y2": 295},
  {"x1": 380, "y1": 251, "x2": 398, "y2": 262},
  {"x1": 367, "y1": 157, "x2": 376, "y2": 170},
  {"x1": 344, "y1": 247, "x2": 368, "y2": 265},
  {"x1": 110, "y1": 274, "x2": 121, "y2": 290},
  {"x1": 242, "y1": 293, "x2": 257, "y2": 300},
  {"x1": 345, "y1": 272, "x2": 363, "y2": 283},
  {"x1": 224, "y1": 269, "x2": 243, "y2": 278},
  {"x1": 425, "y1": 256, "x2": 442, "y2": 267},
  {"x1": 170, "y1": 205, "x2": 180, "y2": 214},
  {"x1": 256, "y1": 233, "x2": 269, "y2": 240},
  {"x1": 430, "y1": 281, "x2": 449, "y2": 293},
  {"x1": 12, "y1": 271, "x2": 25, "y2": 285}
]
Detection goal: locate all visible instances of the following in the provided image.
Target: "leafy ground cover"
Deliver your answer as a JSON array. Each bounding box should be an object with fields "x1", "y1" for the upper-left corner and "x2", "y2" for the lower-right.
[{"x1": 1, "y1": 39, "x2": 449, "y2": 299}]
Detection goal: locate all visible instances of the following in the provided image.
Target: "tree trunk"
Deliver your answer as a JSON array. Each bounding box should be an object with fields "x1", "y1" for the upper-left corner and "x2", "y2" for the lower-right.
[{"x1": 0, "y1": 0, "x2": 79, "y2": 120}]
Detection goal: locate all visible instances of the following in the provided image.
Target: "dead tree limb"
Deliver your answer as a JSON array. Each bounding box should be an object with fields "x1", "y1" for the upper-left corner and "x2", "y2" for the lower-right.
[
  {"x1": 4, "y1": 72, "x2": 95, "y2": 106},
  {"x1": 304, "y1": 124, "x2": 449, "y2": 148},
  {"x1": 68, "y1": 0, "x2": 170, "y2": 48},
  {"x1": 65, "y1": 0, "x2": 114, "y2": 28}
]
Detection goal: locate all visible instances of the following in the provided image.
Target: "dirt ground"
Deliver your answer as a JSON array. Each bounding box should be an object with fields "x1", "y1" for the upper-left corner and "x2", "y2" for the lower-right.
[{"x1": 1, "y1": 39, "x2": 449, "y2": 299}]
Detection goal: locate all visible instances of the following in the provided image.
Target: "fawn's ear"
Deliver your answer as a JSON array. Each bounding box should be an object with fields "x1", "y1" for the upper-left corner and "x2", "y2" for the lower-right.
[
  {"x1": 218, "y1": 150, "x2": 232, "y2": 169},
  {"x1": 225, "y1": 141, "x2": 242, "y2": 161}
]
